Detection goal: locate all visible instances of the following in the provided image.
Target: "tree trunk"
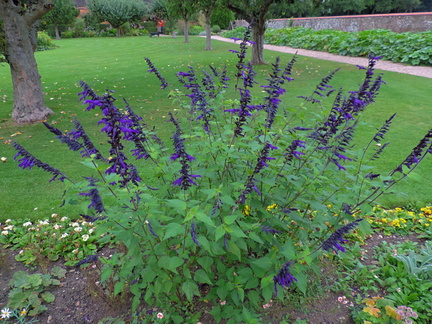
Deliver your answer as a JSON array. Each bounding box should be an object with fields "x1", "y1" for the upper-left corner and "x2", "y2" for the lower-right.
[
  {"x1": 184, "y1": 18, "x2": 189, "y2": 43},
  {"x1": 54, "y1": 23, "x2": 61, "y2": 40},
  {"x1": 204, "y1": 12, "x2": 212, "y2": 50},
  {"x1": 251, "y1": 20, "x2": 266, "y2": 65},
  {"x1": 0, "y1": 0, "x2": 54, "y2": 124}
]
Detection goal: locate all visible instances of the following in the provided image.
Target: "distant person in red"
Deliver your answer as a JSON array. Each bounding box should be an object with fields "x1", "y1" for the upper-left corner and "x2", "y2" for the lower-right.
[{"x1": 156, "y1": 18, "x2": 165, "y2": 35}]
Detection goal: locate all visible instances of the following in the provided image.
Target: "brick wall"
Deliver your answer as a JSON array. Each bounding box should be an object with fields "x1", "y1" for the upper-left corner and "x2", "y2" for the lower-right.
[{"x1": 235, "y1": 12, "x2": 432, "y2": 33}]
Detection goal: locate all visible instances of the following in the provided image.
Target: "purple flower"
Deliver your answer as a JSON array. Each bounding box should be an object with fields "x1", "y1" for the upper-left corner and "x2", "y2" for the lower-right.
[
  {"x1": 169, "y1": 113, "x2": 201, "y2": 190},
  {"x1": 12, "y1": 142, "x2": 68, "y2": 182},
  {"x1": 43, "y1": 122, "x2": 83, "y2": 152},
  {"x1": 75, "y1": 254, "x2": 98, "y2": 267},
  {"x1": 273, "y1": 261, "x2": 297, "y2": 296},
  {"x1": 238, "y1": 142, "x2": 276, "y2": 203},
  {"x1": 144, "y1": 57, "x2": 168, "y2": 89},
  {"x1": 79, "y1": 177, "x2": 105, "y2": 214},
  {"x1": 191, "y1": 222, "x2": 200, "y2": 246},
  {"x1": 262, "y1": 226, "x2": 282, "y2": 234},
  {"x1": 321, "y1": 219, "x2": 363, "y2": 254},
  {"x1": 148, "y1": 221, "x2": 158, "y2": 237}
]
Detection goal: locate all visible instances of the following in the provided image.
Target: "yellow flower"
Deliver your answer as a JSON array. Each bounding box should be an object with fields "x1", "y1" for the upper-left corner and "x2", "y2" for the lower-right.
[
  {"x1": 381, "y1": 218, "x2": 388, "y2": 223},
  {"x1": 395, "y1": 207, "x2": 403, "y2": 213},
  {"x1": 266, "y1": 204, "x2": 278, "y2": 211},
  {"x1": 425, "y1": 223, "x2": 430, "y2": 227},
  {"x1": 400, "y1": 218, "x2": 407, "y2": 224},
  {"x1": 391, "y1": 219, "x2": 401, "y2": 227},
  {"x1": 243, "y1": 205, "x2": 251, "y2": 216}
]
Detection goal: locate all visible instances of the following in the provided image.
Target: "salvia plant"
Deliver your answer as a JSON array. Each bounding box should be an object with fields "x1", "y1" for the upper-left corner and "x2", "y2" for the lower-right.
[{"x1": 11, "y1": 26, "x2": 432, "y2": 323}]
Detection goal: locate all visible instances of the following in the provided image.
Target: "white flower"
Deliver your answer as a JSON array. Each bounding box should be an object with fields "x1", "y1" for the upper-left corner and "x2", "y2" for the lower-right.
[
  {"x1": 38, "y1": 220, "x2": 49, "y2": 226},
  {"x1": 19, "y1": 250, "x2": 24, "y2": 255},
  {"x1": 1, "y1": 230, "x2": 8, "y2": 235},
  {"x1": 74, "y1": 227, "x2": 83, "y2": 232},
  {"x1": 23, "y1": 222, "x2": 32, "y2": 227},
  {"x1": 72, "y1": 249, "x2": 79, "y2": 254},
  {"x1": 1, "y1": 308, "x2": 11, "y2": 319},
  {"x1": 4, "y1": 225, "x2": 13, "y2": 231},
  {"x1": 89, "y1": 228, "x2": 94, "y2": 234},
  {"x1": 157, "y1": 312, "x2": 164, "y2": 319},
  {"x1": 71, "y1": 222, "x2": 79, "y2": 227},
  {"x1": 61, "y1": 233, "x2": 69, "y2": 238},
  {"x1": 61, "y1": 217, "x2": 69, "y2": 222},
  {"x1": 53, "y1": 224, "x2": 61, "y2": 230},
  {"x1": 51, "y1": 213, "x2": 58, "y2": 218},
  {"x1": 5, "y1": 219, "x2": 11, "y2": 223},
  {"x1": 81, "y1": 221, "x2": 88, "y2": 226},
  {"x1": 82, "y1": 234, "x2": 90, "y2": 242}
]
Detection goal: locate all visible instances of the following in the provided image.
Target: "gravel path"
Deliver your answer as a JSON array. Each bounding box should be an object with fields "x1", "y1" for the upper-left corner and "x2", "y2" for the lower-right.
[{"x1": 211, "y1": 36, "x2": 432, "y2": 79}]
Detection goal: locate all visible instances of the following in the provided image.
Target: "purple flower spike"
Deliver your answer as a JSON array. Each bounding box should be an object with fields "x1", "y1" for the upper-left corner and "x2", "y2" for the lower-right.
[
  {"x1": 191, "y1": 222, "x2": 200, "y2": 246},
  {"x1": 321, "y1": 219, "x2": 363, "y2": 254},
  {"x1": 273, "y1": 261, "x2": 297, "y2": 296}
]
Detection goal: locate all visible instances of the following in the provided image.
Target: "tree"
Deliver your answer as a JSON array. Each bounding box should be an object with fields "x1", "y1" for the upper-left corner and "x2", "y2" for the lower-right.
[
  {"x1": 198, "y1": 0, "x2": 220, "y2": 50},
  {"x1": 320, "y1": 0, "x2": 367, "y2": 15},
  {"x1": 268, "y1": 0, "x2": 321, "y2": 18},
  {"x1": 223, "y1": 0, "x2": 281, "y2": 65},
  {"x1": 0, "y1": 0, "x2": 54, "y2": 124},
  {"x1": 42, "y1": 0, "x2": 79, "y2": 39},
  {"x1": 87, "y1": 0, "x2": 147, "y2": 37},
  {"x1": 367, "y1": 0, "x2": 421, "y2": 13},
  {"x1": 166, "y1": 0, "x2": 198, "y2": 43}
]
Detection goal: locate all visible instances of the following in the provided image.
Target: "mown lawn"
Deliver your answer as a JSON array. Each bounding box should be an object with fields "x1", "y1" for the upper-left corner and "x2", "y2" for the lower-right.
[{"x1": 1, "y1": 35, "x2": 432, "y2": 222}]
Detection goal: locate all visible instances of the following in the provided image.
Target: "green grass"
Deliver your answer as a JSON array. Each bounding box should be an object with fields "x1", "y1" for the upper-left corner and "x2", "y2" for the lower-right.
[{"x1": 1, "y1": 35, "x2": 432, "y2": 222}]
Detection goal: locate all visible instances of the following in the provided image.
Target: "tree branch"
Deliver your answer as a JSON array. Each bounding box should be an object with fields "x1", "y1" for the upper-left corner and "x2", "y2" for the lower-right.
[{"x1": 25, "y1": 0, "x2": 54, "y2": 26}]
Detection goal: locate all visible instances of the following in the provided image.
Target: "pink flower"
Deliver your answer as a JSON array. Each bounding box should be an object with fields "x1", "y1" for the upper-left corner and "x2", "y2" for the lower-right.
[
  {"x1": 157, "y1": 312, "x2": 164, "y2": 319},
  {"x1": 220, "y1": 300, "x2": 226, "y2": 305}
]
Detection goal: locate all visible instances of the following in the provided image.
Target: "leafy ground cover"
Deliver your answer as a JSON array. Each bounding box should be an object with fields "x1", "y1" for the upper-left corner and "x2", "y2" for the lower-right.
[
  {"x1": 1, "y1": 36, "x2": 432, "y2": 223},
  {"x1": 222, "y1": 27, "x2": 432, "y2": 66}
]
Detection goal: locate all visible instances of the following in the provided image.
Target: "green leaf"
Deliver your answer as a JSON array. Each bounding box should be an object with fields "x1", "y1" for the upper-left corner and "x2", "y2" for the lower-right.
[
  {"x1": 158, "y1": 256, "x2": 183, "y2": 274},
  {"x1": 228, "y1": 241, "x2": 241, "y2": 261},
  {"x1": 41, "y1": 291, "x2": 55, "y2": 303},
  {"x1": 248, "y1": 231, "x2": 264, "y2": 244},
  {"x1": 181, "y1": 280, "x2": 199, "y2": 301},
  {"x1": 223, "y1": 214, "x2": 238, "y2": 225},
  {"x1": 194, "y1": 269, "x2": 213, "y2": 285},
  {"x1": 163, "y1": 223, "x2": 185, "y2": 240},
  {"x1": 195, "y1": 211, "x2": 215, "y2": 227},
  {"x1": 197, "y1": 256, "x2": 214, "y2": 273},
  {"x1": 247, "y1": 290, "x2": 260, "y2": 308},
  {"x1": 215, "y1": 226, "x2": 225, "y2": 241},
  {"x1": 166, "y1": 199, "x2": 187, "y2": 211},
  {"x1": 51, "y1": 266, "x2": 67, "y2": 279},
  {"x1": 261, "y1": 276, "x2": 274, "y2": 301},
  {"x1": 114, "y1": 281, "x2": 125, "y2": 296},
  {"x1": 10, "y1": 271, "x2": 32, "y2": 289},
  {"x1": 197, "y1": 236, "x2": 212, "y2": 254}
]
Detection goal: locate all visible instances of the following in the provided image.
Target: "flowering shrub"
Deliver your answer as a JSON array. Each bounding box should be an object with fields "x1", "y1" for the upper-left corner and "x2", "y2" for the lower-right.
[
  {"x1": 0, "y1": 214, "x2": 99, "y2": 266},
  {"x1": 10, "y1": 27, "x2": 432, "y2": 322}
]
